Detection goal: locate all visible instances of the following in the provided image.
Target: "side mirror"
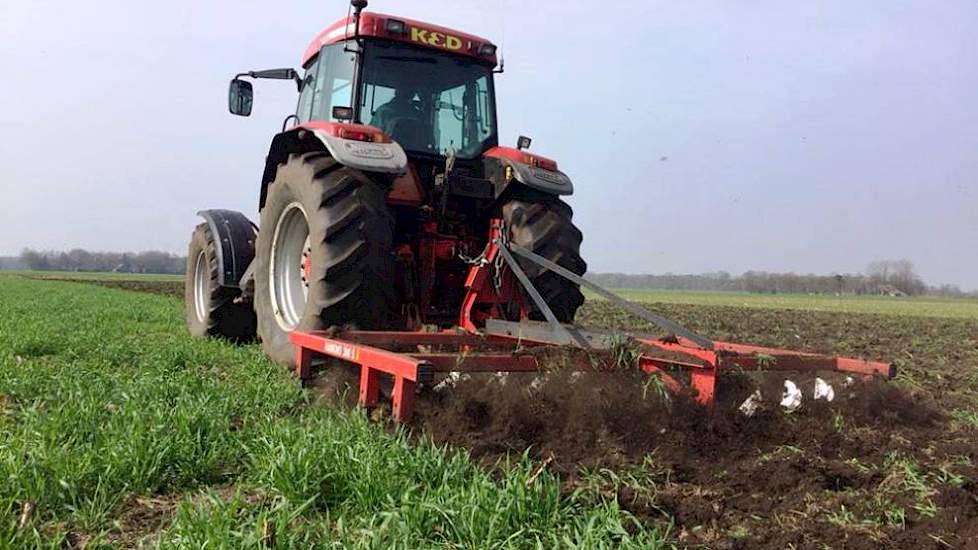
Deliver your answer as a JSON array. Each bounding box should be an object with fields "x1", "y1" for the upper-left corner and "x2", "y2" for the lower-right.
[
  {"x1": 228, "y1": 79, "x2": 253, "y2": 117},
  {"x1": 517, "y1": 135, "x2": 532, "y2": 150}
]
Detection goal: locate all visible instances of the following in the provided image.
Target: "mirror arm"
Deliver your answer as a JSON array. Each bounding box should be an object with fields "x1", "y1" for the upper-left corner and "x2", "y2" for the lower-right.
[{"x1": 235, "y1": 69, "x2": 302, "y2": 90}]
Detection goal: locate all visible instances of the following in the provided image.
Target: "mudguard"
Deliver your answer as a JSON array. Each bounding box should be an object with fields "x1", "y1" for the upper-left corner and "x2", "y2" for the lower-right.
[
  {"x1": 483, "y1": 146, "x2": 574, "y2": 196},
  {"x1": 505, "y1": 160, "x2": 573, "y2": 196},
  {"x1": 310, "y1": 128, "x2": 408, "y2": 174},
  {"x1": 197, "y1": 209, "x2": 257, "y2": 288},
  {"x1": 258, "y1": 123, "x2": 407, "y2": 211}
]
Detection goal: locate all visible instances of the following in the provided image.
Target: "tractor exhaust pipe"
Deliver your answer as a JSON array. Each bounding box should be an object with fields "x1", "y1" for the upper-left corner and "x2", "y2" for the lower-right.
[
  {"x1": 348, "y1": 0, "x2": 368, "y2": 123},
  {"x1": 351, "y1": 0, "x2": 368, "y2": 37}
]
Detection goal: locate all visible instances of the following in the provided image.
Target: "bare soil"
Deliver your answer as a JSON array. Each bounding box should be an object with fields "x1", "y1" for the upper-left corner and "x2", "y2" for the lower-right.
[
  {"x1": 414, "y1": 303, "x2": 978, "y2": 548},
  {"x1": 81, "y1": 279, "x2": 183, "y2": 298},
  {"x1": 25, "y1": 276, "x2": 184, "y2": 298}
]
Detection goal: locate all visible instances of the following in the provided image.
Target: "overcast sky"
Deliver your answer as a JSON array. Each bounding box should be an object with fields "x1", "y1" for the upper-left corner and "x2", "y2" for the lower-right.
[{"x1": 1, "y1": 1, "x2": 976, "y2": 289}]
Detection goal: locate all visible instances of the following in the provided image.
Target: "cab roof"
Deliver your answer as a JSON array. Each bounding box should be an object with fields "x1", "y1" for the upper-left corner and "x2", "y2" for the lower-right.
[{"x1": 302, "y1": 11, "x2": 498, "y2": 67}]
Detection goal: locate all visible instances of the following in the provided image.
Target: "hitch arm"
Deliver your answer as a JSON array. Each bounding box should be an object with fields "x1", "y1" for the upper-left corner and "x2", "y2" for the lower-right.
[
  {"x1": 506, "y1": 243, "x2": 715, "y2": 350},
  {"x1": 495, "y1": 241, "x2": 587, "y2": 347}
]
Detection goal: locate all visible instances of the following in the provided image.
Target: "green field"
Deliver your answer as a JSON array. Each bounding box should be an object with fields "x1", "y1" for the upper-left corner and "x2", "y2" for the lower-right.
[
  {"x1": 0, "y1": 276, "x2": 665, "y2": 548},
  {"x1": 586, "y1": 288, "x2": 978, "y2": 319}
]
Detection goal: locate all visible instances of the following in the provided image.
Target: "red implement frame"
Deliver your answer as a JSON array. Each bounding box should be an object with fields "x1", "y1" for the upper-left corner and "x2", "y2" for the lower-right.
[
  {"x1": 288, "y1": 220, "x2": 895, "y2": 422},
  {"x1": 458, "y1": 220, "x2": 525, "y2": 332},
  {"x1": 291, "y1": 329, "x2": 547, "y2": 421},
  {"x1": 289, "y1": 325, "x2": 893, "y2": 422}
]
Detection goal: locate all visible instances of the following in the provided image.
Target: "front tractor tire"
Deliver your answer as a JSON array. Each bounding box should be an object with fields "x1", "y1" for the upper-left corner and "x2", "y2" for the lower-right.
[
  {"x1": 502, "y1": 191, "x2": 587, "y2": 323},
  {"x1": 185, "y1": 223, "x2": 256, "y2": 341},
  {"x1": 254, "y1": 152, "x2": 396, "y2": 365}
]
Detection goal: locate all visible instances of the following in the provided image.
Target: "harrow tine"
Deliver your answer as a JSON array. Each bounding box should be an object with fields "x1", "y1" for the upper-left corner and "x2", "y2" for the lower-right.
[{"x1": 507, "y1": 243, "x2": 715, "y2": 349}]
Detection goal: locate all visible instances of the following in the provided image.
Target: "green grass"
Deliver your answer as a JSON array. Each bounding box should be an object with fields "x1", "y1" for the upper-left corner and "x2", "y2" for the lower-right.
[
  {"x1": 0, "y1": 275, "x2": 668, "y2": 548},
  {"x1": 12, "y1": 270, "x2": 184, "y2": 282},
  {"x1": 584, "y1": 288, "x2": 978, "y2": 319}
]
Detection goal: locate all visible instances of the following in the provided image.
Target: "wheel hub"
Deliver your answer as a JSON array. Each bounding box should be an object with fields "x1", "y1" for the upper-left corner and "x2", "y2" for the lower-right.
[
  {"x1": 301, "y1": 246, "x2": 312, "y2": 286},
  {"x1": 192, "y1": 250, "x2": 208, "y2": 323},
  {"x1": 269, "y1": 203, "x2": 311, "y2": 331}
]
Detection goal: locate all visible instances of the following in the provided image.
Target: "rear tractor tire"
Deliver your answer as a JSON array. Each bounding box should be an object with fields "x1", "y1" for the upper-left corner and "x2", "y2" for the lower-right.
[
  {"x1": 502, "y1": 190, "x2": 587, "y2": 323},
  {"x1": 254, "y1": 152, "x2": 396, "y2": 365},
  {"x1": 185, "y1": 223, "x2": 257, "y2": 341}
]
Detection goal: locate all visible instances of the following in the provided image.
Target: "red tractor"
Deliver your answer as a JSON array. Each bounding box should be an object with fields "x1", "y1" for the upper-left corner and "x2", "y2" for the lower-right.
[
  {"x1": 186, "y1": 2, "x2": 585, "y2": 364},
  {"x1": 186, "y1": 2, "x2": 893, "y2": 420}
]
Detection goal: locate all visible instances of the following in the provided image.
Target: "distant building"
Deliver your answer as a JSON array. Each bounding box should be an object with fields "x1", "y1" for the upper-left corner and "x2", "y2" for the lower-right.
[{"x1": 878, "y1": 284, "x2": 907, "y2": 297}]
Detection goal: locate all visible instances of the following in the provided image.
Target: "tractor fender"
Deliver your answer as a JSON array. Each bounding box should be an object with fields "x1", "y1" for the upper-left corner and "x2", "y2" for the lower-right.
[
  {"x1": 483, "y1": 147, "x2": 573, "y2": 196},
  {"x1": 308, "y1": 127, "x2": 408, "y2": 175},
  {"x1": 258, "y1": 124, "x2": 407, "y2": 210},
  {"x1": 503, "y1": 158, "x2": 574, "y2": 196},
  {"x1": 197, "y1": 209, "x2": 257, "y2": 289}
]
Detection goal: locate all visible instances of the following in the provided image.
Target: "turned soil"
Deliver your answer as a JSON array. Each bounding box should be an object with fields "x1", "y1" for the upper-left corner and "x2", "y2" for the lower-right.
[{"x1": 389, "y1": 303, "x2": 978, "y2": 548}]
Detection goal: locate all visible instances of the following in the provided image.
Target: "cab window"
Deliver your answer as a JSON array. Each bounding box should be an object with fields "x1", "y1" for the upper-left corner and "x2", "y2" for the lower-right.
[
  {"x1": 316, "y1": 44, "x2": 356, "y2": 121},
  {"x1": 359, "y1": 41, "x2": 497, "y2": 158},
  {"x1": 296, "y1": 59, "x2": 318, "y2": 122},
  {"x1": 298, "y1": 44, "x2": 356, "y2": 123}
]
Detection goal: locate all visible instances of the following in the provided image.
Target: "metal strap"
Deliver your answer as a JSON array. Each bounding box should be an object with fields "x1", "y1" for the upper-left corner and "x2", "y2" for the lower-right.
[
  {"x1": 507, "y1": 243, "x2": 715, "y2": 350},
  {"x1": 494, "y1": 241, "x2": 588, "y2": 348}
]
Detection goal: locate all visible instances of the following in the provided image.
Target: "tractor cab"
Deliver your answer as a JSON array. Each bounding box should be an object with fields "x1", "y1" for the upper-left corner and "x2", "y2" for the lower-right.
[
  {"x1": 230, "y1": 11, "x2": 500, "y2": 163},
  {"x1": 228, "y1": 7, "x2": 572, "y2": 202},
  {"x1": 296, "y1": 13, "x2": 499, "y2": 160}
]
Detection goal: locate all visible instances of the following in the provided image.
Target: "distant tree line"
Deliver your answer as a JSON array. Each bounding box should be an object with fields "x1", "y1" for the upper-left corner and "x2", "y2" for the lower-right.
[
  {"x1": 15, "y1": 250, "x2": 972, "y2": 297},
  {"x1": 587, "y1": 260, "x2": 973, "y2": 298},
  {"x1": 20, "y1": 248, "x2": 185, "y2": 274}
]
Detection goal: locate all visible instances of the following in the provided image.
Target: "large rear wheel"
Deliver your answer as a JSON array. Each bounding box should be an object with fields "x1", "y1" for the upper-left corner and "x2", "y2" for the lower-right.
[
  {"x1": 254, "y1": 152, "x2": 396, "y2": 365},
  {"x1": 502, "y1": 190, "x2": 586, "y2": 322},
  {"x1": 184, "y1": 223, "x2": 256, "y2": 341}
]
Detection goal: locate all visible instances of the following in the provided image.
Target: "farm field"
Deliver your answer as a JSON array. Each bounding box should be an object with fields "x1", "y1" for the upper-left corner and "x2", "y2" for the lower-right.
[
  {"x1": 586, "y1": 288, "x2": 978, "y2": 319},
  {"x1": 17, "y1": 271, "x2": 184, "y2": 282},
  {"x1": 0, "y1": 275, "x2": 664, "y2": 548},
  {"x1": 2, "y1": 274, "x2": 977, "y2": 547},
  {"x1": 18, "y1": 272, "x2": 186, "y2": 299},
  {"x1": 21, "y1": 271, "x2": 978, "y2": 319}
]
